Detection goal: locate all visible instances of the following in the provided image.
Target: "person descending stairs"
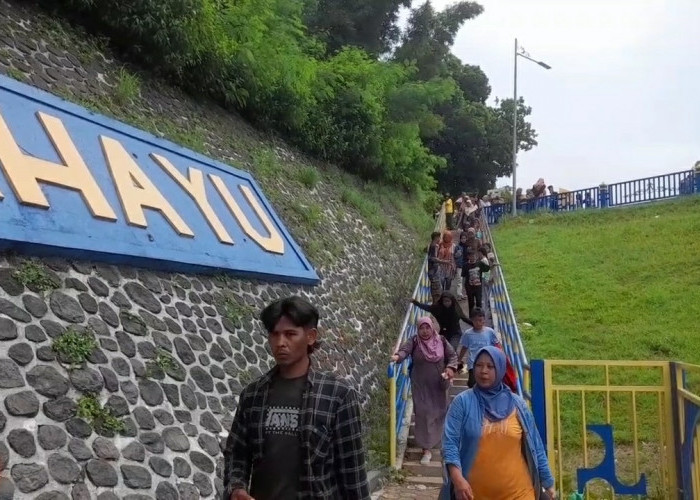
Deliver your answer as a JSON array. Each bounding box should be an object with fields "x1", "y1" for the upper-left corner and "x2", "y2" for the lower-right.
[{"x1": 402, "y1": 371, "x2": 470, "y2": 485}]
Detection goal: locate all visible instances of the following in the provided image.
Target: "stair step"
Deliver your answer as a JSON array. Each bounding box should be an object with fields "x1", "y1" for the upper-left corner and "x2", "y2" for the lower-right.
[
  {"x1": 405, "y1": 447, "x2": 441, "y2": 461},
  {"x1": 404, "y1": 475, "x2": 444, "y2": 486},
  {"x1": 449, "y1": 386, "x2": 469, "y2": 397},
  {"x1": 402, "y1": 460, "x2": 443, "y2": 478}
]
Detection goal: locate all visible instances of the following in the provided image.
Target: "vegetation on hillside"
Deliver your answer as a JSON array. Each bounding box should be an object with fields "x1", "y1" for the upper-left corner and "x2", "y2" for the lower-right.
[
  {"x1": 35, "y1": 0, "x2": 537, "y2": 195},
  {"x1": 493, "y1": 197, "x2": 700, "y2": 363}
]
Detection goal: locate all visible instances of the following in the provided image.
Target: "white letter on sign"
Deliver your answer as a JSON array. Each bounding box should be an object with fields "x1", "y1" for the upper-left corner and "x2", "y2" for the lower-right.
[
  {"x1": 101, "y1": 136, "x2": 194, "y2": 237},
  {"x1": 0, "y1": 111, "x2": 117, "y2": 220},
  {"x1": 209, "y1": 175, "x2": 285, "y2": 254},
  {"x1": 151, "y1": 154, "x2": 234, "y2": 245}
]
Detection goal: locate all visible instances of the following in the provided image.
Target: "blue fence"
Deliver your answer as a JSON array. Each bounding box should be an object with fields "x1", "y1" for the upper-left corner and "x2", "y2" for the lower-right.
[{"x1": 485, "y1": 168, "x2": 699, "y2": 224}]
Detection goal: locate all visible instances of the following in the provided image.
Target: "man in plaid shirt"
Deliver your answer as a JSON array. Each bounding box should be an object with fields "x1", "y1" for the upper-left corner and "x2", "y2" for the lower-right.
[{"x1": 222, "y1": 296, "x2": 370, "y2": 500}]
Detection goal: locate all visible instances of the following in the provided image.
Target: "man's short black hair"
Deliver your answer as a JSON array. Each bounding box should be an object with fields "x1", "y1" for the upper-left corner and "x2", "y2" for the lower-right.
[
  {"x1": 470, "y1": 307, "x2": 486, "y2": 319},
  {"x1": 260, "y1": 296, "x2": 319, "y2": 332},
  {"x1": 260, "y1": 296, "x2": 320, "y2": 354},
  {"x1": 431, "y1": 231, "x2": 441, "y2": 240}
]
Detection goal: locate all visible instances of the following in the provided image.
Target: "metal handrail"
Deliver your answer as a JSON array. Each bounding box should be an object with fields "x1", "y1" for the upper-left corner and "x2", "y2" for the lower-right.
[{"x1": 481, "y1": 211, "x2": 531, "y2": 398}]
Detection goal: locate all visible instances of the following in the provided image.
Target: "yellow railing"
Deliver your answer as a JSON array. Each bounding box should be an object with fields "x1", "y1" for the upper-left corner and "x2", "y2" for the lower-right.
[{"x1": 540, "y1": 360, "x2": 678, "y2": 498}]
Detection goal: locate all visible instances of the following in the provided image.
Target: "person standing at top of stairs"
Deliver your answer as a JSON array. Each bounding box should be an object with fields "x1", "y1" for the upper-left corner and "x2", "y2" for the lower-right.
[{"x1": 444, "y1": 194, "x2": 455, "y2": 230}]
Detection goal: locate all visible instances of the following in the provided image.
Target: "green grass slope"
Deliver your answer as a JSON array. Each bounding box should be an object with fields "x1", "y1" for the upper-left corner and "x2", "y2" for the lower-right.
[{"x1": 493, "y1": 196, "x2": 700, "y2": 363}]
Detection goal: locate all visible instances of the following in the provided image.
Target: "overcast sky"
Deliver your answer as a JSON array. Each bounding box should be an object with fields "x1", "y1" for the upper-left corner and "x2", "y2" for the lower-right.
[{"x1": 424, "y1": 0, "x2": 700, "y2": 191}]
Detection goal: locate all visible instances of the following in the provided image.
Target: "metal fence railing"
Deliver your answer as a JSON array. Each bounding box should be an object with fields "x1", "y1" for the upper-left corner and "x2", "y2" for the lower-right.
[
  {"x1": 484, "y1": 167, "x2": 699, "y2": 224},
  {"x1": 530, "y1": 360, "x2": 678, "y2": 498},
  {"x1": 608, "y1": 169, "x2": 696, "y2": 207},
  {"x1": 480, "y1": 212, "x2": 531, "y2": 400},
  {"x1": 387, "y1": 209, "x2": 445, "y2": 468}
]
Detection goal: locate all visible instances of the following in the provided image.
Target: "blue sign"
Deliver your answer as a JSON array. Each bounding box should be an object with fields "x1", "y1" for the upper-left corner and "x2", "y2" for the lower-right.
[{"x1": 0, "y1": 75, "x2": 318, "y2": 284}]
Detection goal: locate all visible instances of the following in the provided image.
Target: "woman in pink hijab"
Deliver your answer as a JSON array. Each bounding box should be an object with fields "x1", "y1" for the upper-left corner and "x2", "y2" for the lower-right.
[{"x1": 391, "y1": 317, "x2": 458, "y2": 465}]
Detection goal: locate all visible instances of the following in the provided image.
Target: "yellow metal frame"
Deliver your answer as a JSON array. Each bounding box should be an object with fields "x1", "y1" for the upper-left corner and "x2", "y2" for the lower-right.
[
  {"x1": 389, "y1": 375, "x2": 397, "y2": 467},
  {"x1": 543, "y1": 360, "x2": 678, "y2": 498}
]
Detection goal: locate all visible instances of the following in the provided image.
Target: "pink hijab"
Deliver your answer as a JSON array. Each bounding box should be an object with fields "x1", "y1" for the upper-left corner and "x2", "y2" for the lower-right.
[{"x1": 416, "y1": 317, "x2": 444, "y2": 363}]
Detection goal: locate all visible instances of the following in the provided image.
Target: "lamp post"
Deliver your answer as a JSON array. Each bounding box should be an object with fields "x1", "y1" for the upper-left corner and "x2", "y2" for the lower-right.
[{"x1": 512, "y1": 38, "x2": 551, "y2": 216}]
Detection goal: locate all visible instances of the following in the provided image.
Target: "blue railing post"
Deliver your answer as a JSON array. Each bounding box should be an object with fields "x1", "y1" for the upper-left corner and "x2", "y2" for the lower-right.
[
  {"x1": 549, "y1": 194, "x2": 559, "y2": 212},
  {"x1": 599, "y1": 183, "x2": 610, "y2": 208},
  {"x1": 694, "y1": 162, "x2": 700, "y2": 194},
  {"x1": 530, "y1": 359, "x2": 548, "y2": 453},
  {"x1": 669, "y1": 362, "x2": 685, "y2": 499}
]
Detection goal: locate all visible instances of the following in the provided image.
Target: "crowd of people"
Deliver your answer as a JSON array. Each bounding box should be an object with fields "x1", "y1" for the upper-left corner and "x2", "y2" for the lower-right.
[
  {"x1": 389, "y1": 201, "x2": 556, "y2": 499},
  {"x1": 221, "y1": 198, "x2": 554, "y2": 500},
  {"x1": 429, "y1": 194, "x2": 495, "y2": 311}
]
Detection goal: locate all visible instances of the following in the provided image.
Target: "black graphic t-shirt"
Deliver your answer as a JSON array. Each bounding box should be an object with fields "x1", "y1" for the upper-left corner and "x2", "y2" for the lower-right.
[{"x1": 250, "y1": 374, "x2": 306, "y2": 500}]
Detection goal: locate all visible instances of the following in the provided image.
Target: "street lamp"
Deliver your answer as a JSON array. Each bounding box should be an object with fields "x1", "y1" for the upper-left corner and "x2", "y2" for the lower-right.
[{"x1": 511, "y1": 38, "x2": 551, "y2": 216}]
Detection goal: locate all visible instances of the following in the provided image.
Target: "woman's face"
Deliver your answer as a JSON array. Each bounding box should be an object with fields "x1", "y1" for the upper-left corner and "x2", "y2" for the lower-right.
[
  {"x1": 474, "y1": 352, "x2": 497, "y2": 388},
  {"x1": 418, "y1": 323, "x2": 433, "y2": 339},
  {"x1": 441, "y1": 297, "x2": 453, "y2": 308}
]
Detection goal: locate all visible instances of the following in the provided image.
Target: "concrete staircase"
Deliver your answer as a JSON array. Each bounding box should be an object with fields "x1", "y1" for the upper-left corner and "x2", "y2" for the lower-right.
[{"x1": 400, "y1": 372, "x2": 469, "y2": 488}]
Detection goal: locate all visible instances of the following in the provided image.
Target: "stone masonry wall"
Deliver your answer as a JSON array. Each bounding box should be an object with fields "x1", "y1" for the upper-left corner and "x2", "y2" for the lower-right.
[
  {"x1": 0, "y1": 254, "x2": 388, "y2": 500},
  {"x1": 0, "y1": 1, "x2": 423, "y2": 498}
]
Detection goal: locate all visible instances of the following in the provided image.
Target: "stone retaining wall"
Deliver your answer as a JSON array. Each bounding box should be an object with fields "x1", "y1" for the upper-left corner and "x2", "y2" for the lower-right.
[
  {"x1": 0, "y1": 245, "x2": 404, "y2": 499},
  {"x1": 0, "y1": 1, "x2": 420, "y2": 497}
]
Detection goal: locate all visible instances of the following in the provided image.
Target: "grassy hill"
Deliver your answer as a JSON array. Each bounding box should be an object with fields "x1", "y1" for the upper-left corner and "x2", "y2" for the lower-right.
[
  {"x1": 493, "y1": 196, "x2": 700, "y2": 363},
  {"x1": 493, "y1": 197, "x2": 700, "y2": 498}
]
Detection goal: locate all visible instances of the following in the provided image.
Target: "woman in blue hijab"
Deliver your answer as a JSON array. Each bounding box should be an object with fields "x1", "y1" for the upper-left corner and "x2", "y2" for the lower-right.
[{"x1": 441, "y1": 346, "x2": 556, "y2": 500}]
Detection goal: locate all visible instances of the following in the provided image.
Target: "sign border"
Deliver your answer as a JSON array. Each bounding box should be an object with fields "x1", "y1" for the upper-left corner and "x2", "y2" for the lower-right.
[{"x1": 0, "y1": 75, "x2": 319, "y2": 285}]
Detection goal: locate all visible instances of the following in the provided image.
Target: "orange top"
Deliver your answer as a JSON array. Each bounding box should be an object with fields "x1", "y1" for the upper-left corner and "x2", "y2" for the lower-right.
[{"x1": 468, "y1": 410, "x2": 536, "y2": 500}]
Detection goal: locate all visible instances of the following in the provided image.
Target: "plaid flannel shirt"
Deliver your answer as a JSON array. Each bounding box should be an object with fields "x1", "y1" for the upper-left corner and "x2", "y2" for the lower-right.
[{"x1": 222, "y1": 364, "x2": 370, "y2": 500}]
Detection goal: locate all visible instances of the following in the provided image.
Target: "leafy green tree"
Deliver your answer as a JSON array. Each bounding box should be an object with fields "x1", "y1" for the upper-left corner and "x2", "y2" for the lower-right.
[
  {"x1": 37, "y1": 0, "x2": 538, "y2": 196},
  {"x1": 492, "y1": 97, "x2": 539, "y2": 154},
  {"x1": 303, "y1": 0, "x2": 410, "y2": 55},
  {"x1": 431, "y1": 97, "x2": 538, "y2": 194},
  {"x1": 444, "y1": 54, "x2": 490, "y2": 103},
  {"x1": 387, "y1": 77, "x2": 457, "y2": 139},
  {"x1": 393, "y1": 1, "x2": 483, "y2": 80}
]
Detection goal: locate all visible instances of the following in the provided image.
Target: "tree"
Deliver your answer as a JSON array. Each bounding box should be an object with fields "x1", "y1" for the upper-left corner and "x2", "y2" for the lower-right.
[
  {"x1": 444, "y1": 54, "x2": 490, "y2": 103},
  {"x1": 493, "y1": 97, "x2": 538, "y2": 152},
  {"x1": 303, "y1": 0, "x2": 411, "y2": 56},
  {"x1": 429, "y1": 95, "x2": 538, "y2": 194},
  {"x1": 387, "y1": 77, "x2": 458, "y2": 139},
  {"x1": 393, "y1": 1, "x2": 483, "y2": 81}
]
